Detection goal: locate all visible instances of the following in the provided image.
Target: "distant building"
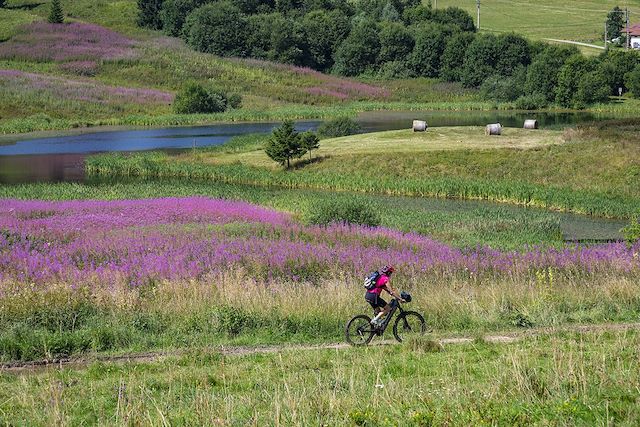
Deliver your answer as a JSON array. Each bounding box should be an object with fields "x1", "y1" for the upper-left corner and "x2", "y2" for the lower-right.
[{"x1": 630, "y1": 23, "x2": 640, "y2": 49}]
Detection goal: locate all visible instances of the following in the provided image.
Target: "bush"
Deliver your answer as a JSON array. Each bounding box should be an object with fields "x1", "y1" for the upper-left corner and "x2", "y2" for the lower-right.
[
  {"x1": 626, "y1": 64, "x2": 640, "y2": 98},
  {"x1": 431, "y1": 6, "x2": 475, "y2": 32},
  {"x1": 307, "y1": 199, "x2": 381, "y2": 227},
  {"x1": 317, "y1": 116, "x2": 361, "y2": 138},
  {"x1": 184, "y1": 2, "x2": 248, "y2": 56},
  {"x1": 376, "y1": 60, "x2": 412, "y2": 79},
  {"x1": 554, "y1": 55, "x2": 596, "y2": 107},
  {"x1": 524, "y1": 45, "x2": 578, "y2": 102},
  {"x1": 137, "y1": 0, "x2": 164, "y2": 30},
  {"x1": 48, "y1": 0, "x2": 64, "y2": 24},
  {"x1": 160, "y1": 0, "x2": 207, "y2": 37},
  {"x1": 173, "y1": 84, "x2": 234, "y2": 114},
  {"x1": 620, "y1": 217, "x2": 640, "y2": 246},
  {"x1": 480, "y1": 69, "x2": 525, "y2": 102},
  {"x1": 514, "y1": 93, "x2": 548, "y2": 110},
  {"x1": 574, "y1": 71, "x2": 611, "y2": 108}
]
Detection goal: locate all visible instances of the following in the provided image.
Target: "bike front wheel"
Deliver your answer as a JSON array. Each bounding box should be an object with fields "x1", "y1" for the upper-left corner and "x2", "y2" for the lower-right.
[
  {"x1": 393, "y1": 311, "x2": 426, "y2": 343},
  {"x1": 345, "y1": 315, "x2": 375, "y2": 346}
]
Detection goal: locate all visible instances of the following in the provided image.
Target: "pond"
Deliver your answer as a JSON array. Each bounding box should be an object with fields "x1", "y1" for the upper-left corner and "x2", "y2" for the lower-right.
[{"x1": 0, "y1": 111, "x2": 607, "y2": 183}]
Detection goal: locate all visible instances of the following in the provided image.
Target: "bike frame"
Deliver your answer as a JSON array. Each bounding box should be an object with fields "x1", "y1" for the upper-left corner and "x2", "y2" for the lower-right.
[{"x1": 376, "y1": 298, "x2": 403, "y2": 334}]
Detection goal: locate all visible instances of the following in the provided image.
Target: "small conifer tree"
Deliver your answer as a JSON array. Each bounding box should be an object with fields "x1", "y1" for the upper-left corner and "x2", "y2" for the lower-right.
[
  {"x1": 300, "y1": 131, "x2": 320, "y2": 161},
  {"x1": 264, "y1": 121, "x2": 305, "y2": 168},
  {"x1": 48, "y1": 0, "x2": 64, "y2": 24}
]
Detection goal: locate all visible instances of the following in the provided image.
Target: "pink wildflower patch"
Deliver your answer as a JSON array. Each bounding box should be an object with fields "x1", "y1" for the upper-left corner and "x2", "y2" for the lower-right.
[
  {"x1": 0, "y1": 22, "x2": 137, "y2": 62},
  {"x1": 0, "y1": 197, "x2": 638, "y2": 289},
  {"x1": 58, "y1": 60, "x2": 100, "y2": 77},
  {"x1": 0, "y1": 69, "x2": 173, "y2": 105}
]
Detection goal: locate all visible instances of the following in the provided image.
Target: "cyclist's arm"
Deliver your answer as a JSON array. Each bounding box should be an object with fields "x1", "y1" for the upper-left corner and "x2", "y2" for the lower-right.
[{"x1": 384, "y1": 284, "x2": 404, "y2": 301}]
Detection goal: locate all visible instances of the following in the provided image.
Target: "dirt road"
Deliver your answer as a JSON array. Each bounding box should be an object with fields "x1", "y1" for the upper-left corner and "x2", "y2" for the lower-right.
[{"x1": 2, "y1": 321, "x2": 639, "y2": 373}]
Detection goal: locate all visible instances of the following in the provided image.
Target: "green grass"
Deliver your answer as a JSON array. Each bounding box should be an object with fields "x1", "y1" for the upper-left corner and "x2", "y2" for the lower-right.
[
  {"x1": 85, "y1": 120, "x2": 640, "y2": 219},
  {"x1": 437, "y1": 0, "x2": 640, "y2": 43},
  {"x1": 2, "y1": 329, "x2": 640, "y2": 425}
]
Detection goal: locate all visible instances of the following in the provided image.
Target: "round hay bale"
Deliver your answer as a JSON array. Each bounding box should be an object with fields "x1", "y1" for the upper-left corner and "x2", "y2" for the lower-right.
[
  {"x1": 485, "y1": 123, "x2": 502, "y2": 135},
  {"x1": 523, "y1": 119, "x2": 539, "y2": 129},
  {"x1": 412, "y1": 120, "x2": 427, "y2": 132}
]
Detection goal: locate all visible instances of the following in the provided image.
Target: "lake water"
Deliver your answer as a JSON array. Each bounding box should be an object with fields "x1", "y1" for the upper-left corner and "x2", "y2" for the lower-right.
[{"x1": 0, "y1": 110, "x2": 606, "y2": 184}]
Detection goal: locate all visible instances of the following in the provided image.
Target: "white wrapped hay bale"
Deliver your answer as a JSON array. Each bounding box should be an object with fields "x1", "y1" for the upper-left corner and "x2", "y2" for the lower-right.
[
  {"x1": 412, "y1": 120, "x2": 427, "y2": 132},
  {"x1": 523, "y1": 119, "x2": 539, "y2": 129},
  {"x1": 485, "y1": 123, "x2": 502, "y2": 135}
]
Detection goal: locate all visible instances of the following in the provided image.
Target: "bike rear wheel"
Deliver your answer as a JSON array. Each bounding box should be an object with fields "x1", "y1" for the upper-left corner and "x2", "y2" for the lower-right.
[
  {"x1": 345, "y1": 315, "x2": 375, "y2": 346},
  {"x1": 393, "y1": 311, "x2": 426, "y2": 343}
]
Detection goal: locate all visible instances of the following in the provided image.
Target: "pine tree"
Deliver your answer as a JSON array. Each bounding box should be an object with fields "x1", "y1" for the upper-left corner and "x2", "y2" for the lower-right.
[
  {"x1": 264, "y1": 121, "x2": 305, "y2": 168},
  {"x1": 606, "y1": 6, "x2": 625, "y2": 41},
  {"x1": 48, "y1": 0, "x2": 64, "y2": 24},
  {"x1": 300, "y1": 131, "x2": 320, "y2": 161}
]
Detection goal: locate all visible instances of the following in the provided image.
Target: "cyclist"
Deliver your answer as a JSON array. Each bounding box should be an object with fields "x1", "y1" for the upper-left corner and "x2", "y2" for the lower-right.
[{"x1": 365, "y1": 265, "x2": 405, "y2": 327}]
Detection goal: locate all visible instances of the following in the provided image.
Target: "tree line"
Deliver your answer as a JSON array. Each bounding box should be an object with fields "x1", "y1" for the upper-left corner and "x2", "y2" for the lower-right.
[{"x1": 137, "y1": 0, "x2": 640, "y2": 108}]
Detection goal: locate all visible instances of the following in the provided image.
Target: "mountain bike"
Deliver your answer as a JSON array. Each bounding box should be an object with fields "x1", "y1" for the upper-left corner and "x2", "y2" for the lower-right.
[{"x1": 345, "y1": 292, "x2": 427, "y2": 346}]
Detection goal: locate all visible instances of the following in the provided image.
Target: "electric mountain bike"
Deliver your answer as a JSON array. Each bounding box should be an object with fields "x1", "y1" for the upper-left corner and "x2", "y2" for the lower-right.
[{"x1": 345, "y1": 292, "x2": 427, "y2": 346}]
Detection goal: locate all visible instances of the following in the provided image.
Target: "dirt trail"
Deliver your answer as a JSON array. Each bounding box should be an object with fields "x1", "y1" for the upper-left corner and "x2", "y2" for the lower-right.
[{"x1": 3, "y1": 322, "x2": 640, "y2": 373}]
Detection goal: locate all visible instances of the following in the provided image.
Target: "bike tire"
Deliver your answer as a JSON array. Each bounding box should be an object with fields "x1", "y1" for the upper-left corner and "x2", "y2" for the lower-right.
[
  {"x1": 393, "y1": 311, "x2": 426, "y2": 343},
  {"x1": 345, "y1": 315, "x2": 376, "y2": 346}
]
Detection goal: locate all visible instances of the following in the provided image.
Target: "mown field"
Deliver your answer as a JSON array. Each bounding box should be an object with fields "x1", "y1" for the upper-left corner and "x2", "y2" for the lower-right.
[
  {"x1": 437, "y1": 0, "x2": 640, "y2": 43},
  {"x1": 86, "y1": 120, "x2": 640, "y2": 219},
  {"x1": 2, "y1": 329, "x2": 640, "y2": 425}
]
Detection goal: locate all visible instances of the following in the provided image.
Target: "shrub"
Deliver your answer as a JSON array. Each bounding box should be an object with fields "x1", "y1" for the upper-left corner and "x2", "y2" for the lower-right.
[
  {"x1": 554, "y1": 55, "x2": 596, "y2": 107},
  {"x1": 160, "y1": 0, "x2": 207, "y2": 37},
  {"x1": 48, "y1": 0, "x2": 64, "y2": 24},
  {"x1": 524, "y1": 45, "x2": 578, "y2": 102},
  {"x1": 173, "y1": 83, "x2": 230, "y2": 114},
  {"x1": 307, "y1": 199, "x2": 381, "y2": 227},
  {"x1": 431, "y1": 6, "x2": 475, "y2": 32},
  {"x1": 317, "y1": 116, "x2": 360, "y2": 138},
  {"x1": 376, "y1": 60, "x2": 412, "y2": 79},
  {"x1": 494, "y1": 33, "x2": 531, "y2": 76},
  {"x1": 620, "y1": 217, "x2": 640, "y2": 246},
  {"x1": 514, "y1": 93, "x2": 548, "y2": 110},
  {"x1": 625, "y1": 64, "x2": 640, "y2": 98},
  {"x1": 137, "y1": 0, "x2": 164, "y2": 30},
  {"x1": 480, "y1": 69, "x2": 525, "y2": 102},
  {"x1": 184, "y1": 2, "x2": 248, "y2": 57},
  {"x1": 574, "y1": 71, "x2": 611, "y2": 108}
]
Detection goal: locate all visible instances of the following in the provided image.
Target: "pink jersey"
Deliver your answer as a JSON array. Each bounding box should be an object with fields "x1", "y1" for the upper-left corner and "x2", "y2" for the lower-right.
[{"x1": 368, "y1": 274, "x2": 389, "y2": 295}]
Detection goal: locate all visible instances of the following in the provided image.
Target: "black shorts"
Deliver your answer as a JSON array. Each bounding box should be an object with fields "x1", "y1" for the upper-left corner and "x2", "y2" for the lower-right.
[{"x1": 365, "y1": 292, "x2": 387, "y2": 309}]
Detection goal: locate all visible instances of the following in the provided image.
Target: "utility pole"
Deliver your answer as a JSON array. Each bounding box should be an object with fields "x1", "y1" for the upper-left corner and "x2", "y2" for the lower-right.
[
  {"x1": 626, "y1": 7, "x2": 630, "y2": 49},
  {"x1": 476, "y1": 0, "x2": 481, "y2": 30}
]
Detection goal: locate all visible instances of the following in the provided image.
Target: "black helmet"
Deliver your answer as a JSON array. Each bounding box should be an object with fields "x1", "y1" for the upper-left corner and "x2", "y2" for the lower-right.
[{"x1": 400, "y1": 291, "x2": 411, "y2": 302}]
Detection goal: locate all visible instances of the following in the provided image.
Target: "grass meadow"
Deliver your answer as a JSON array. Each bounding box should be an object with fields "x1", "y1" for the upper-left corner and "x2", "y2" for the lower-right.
[
  {"x1": 1, "y1": 329, "x2": 640, "y2": 425},
  {"x1": 436, "y1": 0, "x2": 640, "y2": 45}
]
